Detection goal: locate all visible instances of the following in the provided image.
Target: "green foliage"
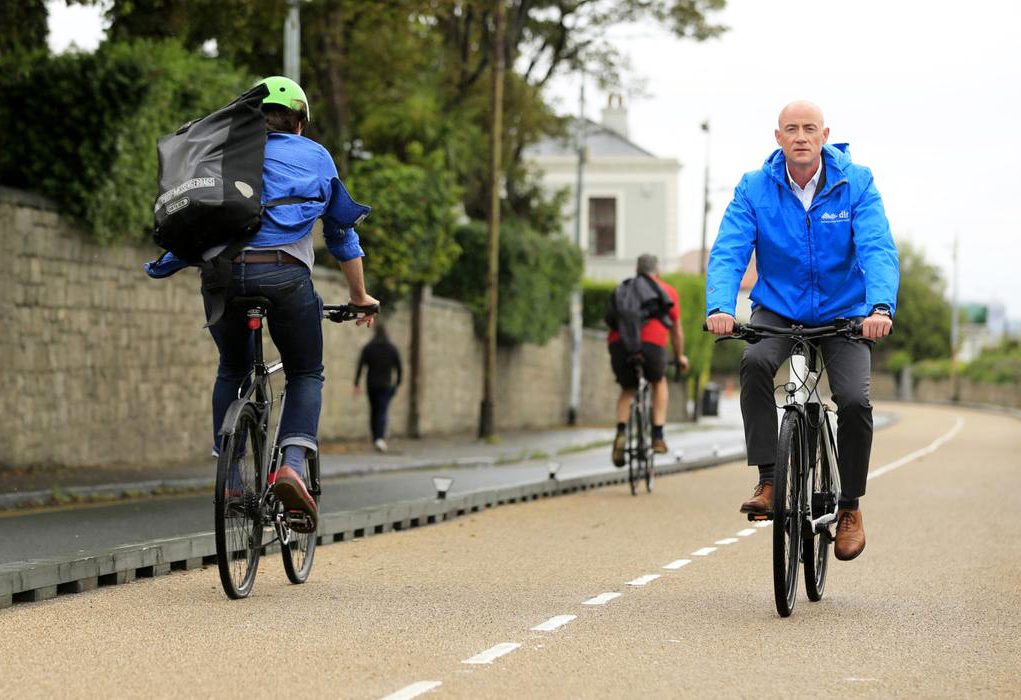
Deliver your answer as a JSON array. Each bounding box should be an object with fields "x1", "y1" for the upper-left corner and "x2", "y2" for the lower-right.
[
  {"x1": 347, "y1": 149, "x2": 462, "y2": 302},
  {"x1": 1, "y1": 0, "x2": 47, "y2": 55},
  {"x1": 913, "y1": 358, "x2": 953, "y2": 381},
  {"x1": 885, "y1": 349, "x2": 913, "y2": 375},
  {"x1": 0, "y1": 40, "x2": 251, "y2": 243},
  {"x1": 708, "y1": 335, "x2": 744, "y2": 375},
  {"x1": 659, "y1": 273, "x2": 713, "y2": 395},
  {"x1": 581, "y1": 279, "x2": 616, "y2": 329},
  {"x1": 878, "y1": 240, "x2": 952, "y2": 367},
  {"x1": 962, "y1": 339, "x2": 1021, "y2": 385},
  {"x1": 436, "y1": 221, "x2": 583, "y2": 346}
]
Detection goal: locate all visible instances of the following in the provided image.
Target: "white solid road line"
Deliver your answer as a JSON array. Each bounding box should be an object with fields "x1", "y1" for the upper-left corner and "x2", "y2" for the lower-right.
[
  {"x1": 754, "y1": 521, "x2": 772, "y2": 528},
  {"x1": 692, "y1": 547, "x2": 717, "y2": 556},
  {"x1": 868, "y1": 417, "x2": 964, "y2": 481},
  {"x1": 381, "y1": 681, "x2": 442, "y2": 700},
  {"x1": 736, "y1": 528, "x2": 757, "y2": 537},
  {"x1": 583, "y1": 592, "x2": 622, "y2": 605},
  {"x1": 463, "y1": 643, "x2": 522, "y2": 665},
  {"x1": 663, "y1": 559, "x2": 691, "y2": 570},
  {"x1": 715, "y1": 538, "x2": 739, "y2": 545},
  {"x1": 531, "y1": 615, "x2": 577, "y2": 632},
  {"x1": 627, "y1": 574, "x2": 661, "y2": 586}
]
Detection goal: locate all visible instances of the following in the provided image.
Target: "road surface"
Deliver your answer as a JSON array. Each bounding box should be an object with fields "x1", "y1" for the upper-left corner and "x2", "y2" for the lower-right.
[{"x1": 0, "y1": 403, "x2": 1017, "y2": 698}]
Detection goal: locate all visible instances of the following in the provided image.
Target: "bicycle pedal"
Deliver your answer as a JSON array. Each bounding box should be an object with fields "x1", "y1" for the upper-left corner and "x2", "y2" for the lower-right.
[
  {"x1": 284, "y1": 511, "x2": 314, "y2": 530},
  {"x1": 747, "y1": 513, "x2": 772, "y2": 522}
]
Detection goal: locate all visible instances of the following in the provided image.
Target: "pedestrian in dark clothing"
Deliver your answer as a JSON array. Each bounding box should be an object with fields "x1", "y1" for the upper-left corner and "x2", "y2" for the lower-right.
[{"x1": 354, "y1": 323, "x2": 402, "y2": 452}]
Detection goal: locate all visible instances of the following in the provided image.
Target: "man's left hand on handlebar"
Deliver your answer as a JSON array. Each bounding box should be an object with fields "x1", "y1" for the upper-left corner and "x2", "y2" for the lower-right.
[
  {"x1": 676, "y1": 354, "x2": 690, "y2": 373},
  {"x1": 861, "y1": 311, "x2": 892, "y2": 340},
  {"x1": 349, "y1": 292, "x2": 381, "y2": 327}
]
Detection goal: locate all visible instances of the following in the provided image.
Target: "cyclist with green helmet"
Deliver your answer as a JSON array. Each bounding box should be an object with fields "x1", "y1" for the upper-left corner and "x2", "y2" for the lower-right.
[{"x1": 149, "y1": 76, "x2": 378, "y2": 531}]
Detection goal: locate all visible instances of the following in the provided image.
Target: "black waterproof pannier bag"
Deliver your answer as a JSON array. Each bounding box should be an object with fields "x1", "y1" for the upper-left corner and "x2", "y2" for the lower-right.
[
  {"x1": 605, "y1": 274, "x2": 674, "y2": 355},
  {"x1": 152, "y1": 84, "x2": 271, "y2": 263}
]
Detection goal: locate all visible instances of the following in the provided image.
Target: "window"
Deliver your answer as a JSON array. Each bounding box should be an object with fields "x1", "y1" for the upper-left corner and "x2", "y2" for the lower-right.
[{"x1": 588, "y1": 197, "x2": 616, "y2": 256}]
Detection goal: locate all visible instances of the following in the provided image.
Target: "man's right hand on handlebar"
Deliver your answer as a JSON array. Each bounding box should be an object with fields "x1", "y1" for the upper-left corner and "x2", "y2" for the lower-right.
[{"x1": 705, "y1": 312, "x2": 736, "y2": 336}]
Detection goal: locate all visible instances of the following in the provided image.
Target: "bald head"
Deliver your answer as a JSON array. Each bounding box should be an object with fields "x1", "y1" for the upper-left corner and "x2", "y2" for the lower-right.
[
  {"x1": 777, "y1": 100, "x2": 825, "y2": 129},
  {"x1": 775, "y1": 100, "x2": 829, "y2": 178}
]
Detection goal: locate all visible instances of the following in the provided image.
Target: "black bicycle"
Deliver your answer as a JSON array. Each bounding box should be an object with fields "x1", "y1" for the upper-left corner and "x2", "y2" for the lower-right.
[
  {"x1": 214, "y1": 298, "x2": 378, "y2": 599},
  {"x1": 711, "y1": 319, "x2": 863, "y2": 617},
  {"x1": 625, "y1": 359, "x2": 654, "y2": 496}
]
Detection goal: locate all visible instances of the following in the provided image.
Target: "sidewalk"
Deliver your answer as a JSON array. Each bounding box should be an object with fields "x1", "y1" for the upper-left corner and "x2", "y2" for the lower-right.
[{"x1": 0, "y1": 399, "x2": 743, "y2": 510}]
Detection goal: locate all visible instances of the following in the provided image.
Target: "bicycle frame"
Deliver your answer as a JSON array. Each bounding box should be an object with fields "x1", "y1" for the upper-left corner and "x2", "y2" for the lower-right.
[{"x1": 783, "y1": 344, "x2": 841, "y2": 539}]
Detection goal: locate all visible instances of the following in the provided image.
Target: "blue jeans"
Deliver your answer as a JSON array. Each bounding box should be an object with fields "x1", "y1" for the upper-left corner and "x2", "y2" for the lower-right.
[{"x1": 203, "y1": 262, "x2": 324, "y2": 455}]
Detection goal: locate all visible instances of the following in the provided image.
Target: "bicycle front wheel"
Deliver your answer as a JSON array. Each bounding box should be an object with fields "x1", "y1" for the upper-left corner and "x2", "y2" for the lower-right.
[
  {"x1": 772, "y1": 411, "x2": 804, "y2": 617},
  {"x1": 281, "y1": 452, "x2": 319, "y2": 584},
  {"x1": 215, "y1": 403, "x2": 265, "y2": 600},
  {"x1": 627, "y1": 400, "x2": 640, "y2": 496},
  {"x1": 804, "y1": 416, "x2": 834, "y2": 601}
]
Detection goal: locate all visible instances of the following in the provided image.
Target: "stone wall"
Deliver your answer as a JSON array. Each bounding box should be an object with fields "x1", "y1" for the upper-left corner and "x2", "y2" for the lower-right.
[{"x1": 1, "y1": 188, "x2": 630, "y2": 469}]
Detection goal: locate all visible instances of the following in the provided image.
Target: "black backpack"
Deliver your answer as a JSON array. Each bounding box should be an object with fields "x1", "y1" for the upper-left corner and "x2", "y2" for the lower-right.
[{"x1": 605, "y1": 274, "x2": 674, "y2": 354}]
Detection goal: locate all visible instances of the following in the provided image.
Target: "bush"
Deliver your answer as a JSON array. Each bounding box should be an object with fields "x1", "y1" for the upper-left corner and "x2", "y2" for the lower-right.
[
  {"x1": 0, "y1": 40, "x2": 251, "y2": 244},
  {"x1": 580, "y1": 279, "x2": 616, "y2": 329},
  {"x1": 435, "y1": 220, "x2": 583, "y2": 345},
  {"x1": 913, "y1": 358, "x2": 953, "y2": 381},
  {"x1": 962, "y1": 340, "x2": 1021, "y2": 384}
]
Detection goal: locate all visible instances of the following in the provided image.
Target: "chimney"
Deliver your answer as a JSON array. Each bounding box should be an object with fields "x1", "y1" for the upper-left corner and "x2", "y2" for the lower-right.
[{"x1": 601, "y1": 93, "x2": 628, "y2": 138}]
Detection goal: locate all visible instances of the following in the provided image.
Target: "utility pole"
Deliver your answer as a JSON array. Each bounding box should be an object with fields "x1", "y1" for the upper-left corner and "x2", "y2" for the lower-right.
[
  {"x1": 283, "y1": 0, "x2": 301, "y2": 82},
  {"x1": 699, "y1": 120, "x2": 710, "y2": 276},
  {"x1": 479, "y1": 0, "x2": 505, "y2": 438},
  {"x1": 950, "y1": 232, "x2": 960, "y2": 402},
  {"x1": 567, "y1": 73, "x2": 587, "y2": 425}
]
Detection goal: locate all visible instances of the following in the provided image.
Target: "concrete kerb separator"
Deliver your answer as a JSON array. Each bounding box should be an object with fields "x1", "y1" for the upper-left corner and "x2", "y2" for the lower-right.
[{"x1": 0, "y1": 449, "x2": 743, "y2": 609}]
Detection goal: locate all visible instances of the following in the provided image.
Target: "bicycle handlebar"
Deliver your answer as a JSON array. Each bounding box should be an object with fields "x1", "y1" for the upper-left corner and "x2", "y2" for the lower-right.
[
  {"x1": 701, "y1": 318, "x2": 866, "y2": 342},
  {"x1": 322, "y1": 303, "x2": 380, "y2": 323}
]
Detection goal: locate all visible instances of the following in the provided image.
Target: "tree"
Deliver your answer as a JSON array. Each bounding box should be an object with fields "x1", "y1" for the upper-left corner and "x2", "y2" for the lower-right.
[
  {"x1": 1, "y1": 1, "x2": 48, "y2": 55},
  {"x1": 880, "y1": 240, "x2": 952, "y2": 366}
]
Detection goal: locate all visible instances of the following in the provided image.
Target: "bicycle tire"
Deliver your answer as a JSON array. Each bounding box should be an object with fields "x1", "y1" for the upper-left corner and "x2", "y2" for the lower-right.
[
  {"x1": 772, "y1": 411, "x2": 803, "y2": 617},
  {"x1": 281, "y1": 452, "x2": 318, "y2": 584},
  {"x1": 627, "y1": 399, "x2": 640, "y2": 496},
  {"x1": 215, "y1": 403, "x2": 265, "y2": 600},
  {"x1": 642, "y1": 390, "x2": 654, "y2": 494},
  {"x1": 804, "y1": 414, "x2": 834, "y2": 601}
]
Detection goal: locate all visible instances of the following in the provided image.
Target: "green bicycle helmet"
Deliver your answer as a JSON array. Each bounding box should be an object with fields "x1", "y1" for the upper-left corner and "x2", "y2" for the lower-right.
[{"x1": 255, "y1": 76, "x2": 311, "y2": 121}]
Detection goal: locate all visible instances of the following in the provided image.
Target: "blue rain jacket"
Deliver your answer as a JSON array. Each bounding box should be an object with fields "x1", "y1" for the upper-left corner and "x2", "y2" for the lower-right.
[
  {"x1": 706, "y1": 143, "x2": 899, "y2": 325},
  {"x1": 146, "y1": 132, "x2": 367, "y2": 278}
]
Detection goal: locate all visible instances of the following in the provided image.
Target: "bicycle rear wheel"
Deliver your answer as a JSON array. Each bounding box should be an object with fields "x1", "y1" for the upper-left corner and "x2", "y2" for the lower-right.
[
  {"x1": 772, "y1": 411, "x2": 804, "y2": 617},
  {"x1": 642, "y1": 391, "x2": 654, "y2": 494},
  {"x1": 281, "y1": 452, "x2": 319, "y2": 584},
  {"x1": 215, "y1": 403, "x2": 265, "y2": 600},
  {"x1": 804, "y1": 414, "x2": 835, "y2": 601},
  {"x1": 627, "y1": 400, "x2": 640, "y2": 496}
]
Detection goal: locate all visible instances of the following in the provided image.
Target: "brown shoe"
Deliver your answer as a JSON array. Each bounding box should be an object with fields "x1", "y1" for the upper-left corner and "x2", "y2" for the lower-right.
[
  {"x1": 739, "y1": 481, "x2": 773, "y2": 515},
  {"x1": 612, "y1": 432, "x2": 626, "y2": 467},
  {"x1": 834, "y1": 509, "x2": 866, "y2": 561},
  {"x1": 272, "y1": 465, "x2": 318, "y2": 534},
  {"x1": 652, "y1": 438, "x2": 668, "y2": 454}
]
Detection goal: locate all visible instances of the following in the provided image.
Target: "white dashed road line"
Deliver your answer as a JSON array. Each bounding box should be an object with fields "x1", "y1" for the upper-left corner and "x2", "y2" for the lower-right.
[
  {"x1": 583, "y1": 592, "x2": 622, "y2": 605},
  {"x1": 662, "y1": 559, "x2": 691, "y2": 570},
  {"x1": 381, "y1": 681, "x2": 442, "y2": 700},
  {"x1": 736, "y1": 528, "x2": 757, "y2": 537},
  {"x1": 531, "y1": 615, "x2": 576, "y2": 632},
  {"x1": 715, "y1": 538, "x2": 739, "y2": 545},
  {"x1": 627, "y1": 574, "x2": 661, "y2": 587},
  {"x1": 463, "y1": 643, "x2": 522, "y2": 665},
  {"x1": 691, "y1": 547, "x2": 717, "y2": 556}
]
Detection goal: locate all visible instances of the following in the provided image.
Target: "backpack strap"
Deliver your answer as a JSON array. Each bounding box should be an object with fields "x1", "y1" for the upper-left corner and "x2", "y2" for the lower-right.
[{"x1": 263, "y1": 195, "x2": 323, "y2": 209}]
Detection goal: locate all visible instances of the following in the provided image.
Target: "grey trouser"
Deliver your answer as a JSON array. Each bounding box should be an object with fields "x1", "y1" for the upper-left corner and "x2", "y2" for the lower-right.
[{"x1": 740, "y1": 308, "x2": 873, "y2": 499}]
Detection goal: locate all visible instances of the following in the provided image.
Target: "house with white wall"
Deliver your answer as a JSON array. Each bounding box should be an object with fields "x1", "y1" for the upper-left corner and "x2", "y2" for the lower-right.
[{"x1": 525, "y1": 96, "x2": 681, "y2": 282}]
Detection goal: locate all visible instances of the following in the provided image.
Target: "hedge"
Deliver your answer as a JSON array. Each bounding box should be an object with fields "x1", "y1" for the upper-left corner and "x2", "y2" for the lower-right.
[{"x1": 0, "y1": 40, "x2": 251, "y2": 244}]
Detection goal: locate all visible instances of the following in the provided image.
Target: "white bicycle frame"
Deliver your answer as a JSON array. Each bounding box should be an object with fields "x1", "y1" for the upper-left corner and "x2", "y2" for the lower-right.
[{"x1": 786, "y1": 351, "x2": 842, "y2": 535}]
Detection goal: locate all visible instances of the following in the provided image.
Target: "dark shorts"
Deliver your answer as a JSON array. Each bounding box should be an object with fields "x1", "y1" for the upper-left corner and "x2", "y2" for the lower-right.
[{"x1": 609, "y1": 342, "x2": 667, "y2": 389}]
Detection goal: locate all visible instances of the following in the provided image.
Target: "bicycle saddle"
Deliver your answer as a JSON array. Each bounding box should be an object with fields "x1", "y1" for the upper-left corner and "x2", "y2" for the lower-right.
[{"x1": 229, "y1": 295, "x2": 274, "y2": 312}]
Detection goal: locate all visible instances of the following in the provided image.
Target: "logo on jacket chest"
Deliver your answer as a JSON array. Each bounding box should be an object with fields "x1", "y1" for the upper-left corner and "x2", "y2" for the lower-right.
[{"x1": 820, "y1": 210, "x2": 850, "y2": 223}]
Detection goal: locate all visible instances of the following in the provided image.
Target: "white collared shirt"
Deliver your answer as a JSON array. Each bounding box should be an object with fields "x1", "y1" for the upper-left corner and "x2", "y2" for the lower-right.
[{"x1": 786, "y1": 160, "x2": 822, "y2": 211}]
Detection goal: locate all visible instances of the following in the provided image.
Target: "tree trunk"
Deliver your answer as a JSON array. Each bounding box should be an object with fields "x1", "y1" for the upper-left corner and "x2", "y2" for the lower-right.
[{"x1": 407, "y1": 284, "x2": 424, "y2": 438}]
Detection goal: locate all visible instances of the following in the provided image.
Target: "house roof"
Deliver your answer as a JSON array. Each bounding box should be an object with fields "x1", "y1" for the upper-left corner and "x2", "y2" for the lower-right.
[{"x1": 524, "y1": 118, "x2": 658, "y2": 159}]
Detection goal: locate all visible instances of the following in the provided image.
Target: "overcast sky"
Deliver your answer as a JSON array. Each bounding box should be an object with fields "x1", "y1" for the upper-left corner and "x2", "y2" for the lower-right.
[{"x1": 47, "y1": 0, "x2": 1021, "y2": 318}]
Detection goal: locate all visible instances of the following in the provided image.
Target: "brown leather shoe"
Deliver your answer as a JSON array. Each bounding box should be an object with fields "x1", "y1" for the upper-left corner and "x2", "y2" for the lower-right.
[
  {"x1": 611, "y1": 433, "x2": 626, "y2": 468},
  {"x1": 834, "y1": 509, "x2": 866, "y2": 560},
  {"x1": 652, "y1": 437, "x2": 668, "y2": 454},
  {"x1": 272, "y1": 465, "x2": 318, "y2": 533},
  {"x1": 739, "y1": 481, "x2": 773, "y2": 515}
]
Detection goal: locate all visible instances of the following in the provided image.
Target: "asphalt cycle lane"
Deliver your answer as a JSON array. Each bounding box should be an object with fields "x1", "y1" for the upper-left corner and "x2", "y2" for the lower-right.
[
  {"x1": 0, "y1": 404, "x2": 1015, "y2": 699},
  {"x1": 0, "y1": 427, "x2": 743, "y2": 565}
]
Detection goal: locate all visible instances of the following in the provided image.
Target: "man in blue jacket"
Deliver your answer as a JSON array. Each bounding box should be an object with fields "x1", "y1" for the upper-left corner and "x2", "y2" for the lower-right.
[{"x1": 705, "y1": 101, "x2": 898, "y2": 561}]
